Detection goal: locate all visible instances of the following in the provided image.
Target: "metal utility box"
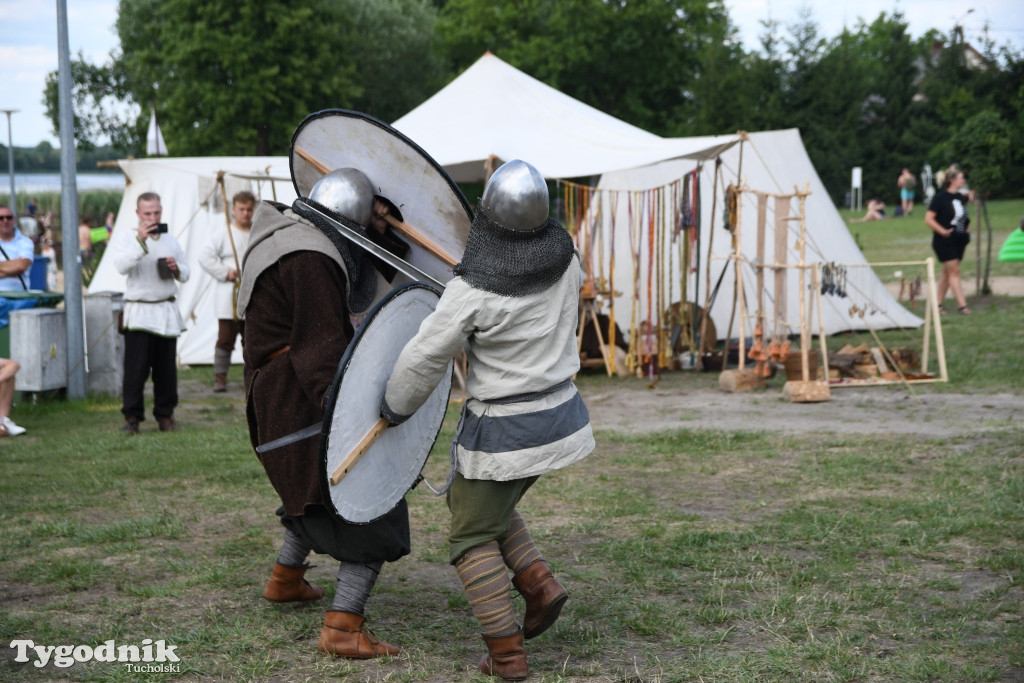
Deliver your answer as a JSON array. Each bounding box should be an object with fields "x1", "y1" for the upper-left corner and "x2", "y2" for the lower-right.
[
  {"x1": 11, "y1": 308, "x2": 67, "y2": 392},
  {"x1": 85, "y1": 291, "x2": 125, "y2": 396},
  {"x1": 0, "y1": 291, "x2": 64, "y2": 358}
]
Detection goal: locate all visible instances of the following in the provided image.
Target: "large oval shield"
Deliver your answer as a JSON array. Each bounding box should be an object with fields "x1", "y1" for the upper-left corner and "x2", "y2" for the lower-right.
[
  {"x1": 320, "y1": 282, "x2": 452, "y2": 524},
  {"x1": 290, "y1": 109, "x2": 472, "y2": 287}
]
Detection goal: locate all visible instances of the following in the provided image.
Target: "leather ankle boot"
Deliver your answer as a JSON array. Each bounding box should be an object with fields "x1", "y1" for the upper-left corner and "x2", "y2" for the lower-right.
[
  {"x1": 262, "y1": 563, "x2": 325, "y2": 603},
  {"x1": 513, "y1": 560, "x2": 568, "y2": 639},
  {"x1": 478, "y1": 628, "x2": 528, "y2": 681},
  {"x1": 317, "y1": 611, "x2": 400, "y2": 659},
  {"x1": 213, "y1": 373, "x2": 227, "y2": 392}
]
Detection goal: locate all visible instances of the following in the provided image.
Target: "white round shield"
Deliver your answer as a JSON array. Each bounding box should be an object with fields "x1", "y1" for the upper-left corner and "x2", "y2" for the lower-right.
[
  {"x1": 290, "y1": 109, "x2": 472, "y2": 287},
  {"x1": 320, "y1": 282, "x2": 452, "y2": 524}
]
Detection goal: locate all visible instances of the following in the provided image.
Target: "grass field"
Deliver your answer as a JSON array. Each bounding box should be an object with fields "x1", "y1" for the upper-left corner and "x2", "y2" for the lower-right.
[
  {"x1": 0, "y1": 198, "x2": 1021, "y2": 681},
  {"x1": 1, "y1": 306, "x2": 1021, "y2": 682},
  {"x1": 838, "y1": 198, "x2": 1024, "y2": 284}
]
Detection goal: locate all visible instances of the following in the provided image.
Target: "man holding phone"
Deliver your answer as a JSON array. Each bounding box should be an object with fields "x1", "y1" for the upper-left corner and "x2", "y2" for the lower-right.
[{"x1": 108, "y1": 192, "x2": 191, "y2": 434}]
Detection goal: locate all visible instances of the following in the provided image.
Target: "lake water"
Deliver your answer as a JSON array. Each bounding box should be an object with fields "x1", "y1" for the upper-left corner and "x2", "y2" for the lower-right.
[{"x1": 0, "y1": 172, "x2": 126, "y2": 194}]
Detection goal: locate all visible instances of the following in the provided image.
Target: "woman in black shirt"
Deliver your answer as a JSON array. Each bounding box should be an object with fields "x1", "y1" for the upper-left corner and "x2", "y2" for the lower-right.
[{"x1": 924, "y1": 166, "x2": 972, "y2": 314}]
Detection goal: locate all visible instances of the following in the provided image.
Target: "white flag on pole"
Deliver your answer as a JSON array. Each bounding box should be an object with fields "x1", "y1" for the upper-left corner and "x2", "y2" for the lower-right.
[{"x1": 146, "y1": 109, "x2": 167, "y2": 156}]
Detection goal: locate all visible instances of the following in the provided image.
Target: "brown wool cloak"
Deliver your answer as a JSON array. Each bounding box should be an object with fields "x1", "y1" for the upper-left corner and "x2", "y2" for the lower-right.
[{"x1": 240, "y1": 201, "x2": 409, "y2": 563}]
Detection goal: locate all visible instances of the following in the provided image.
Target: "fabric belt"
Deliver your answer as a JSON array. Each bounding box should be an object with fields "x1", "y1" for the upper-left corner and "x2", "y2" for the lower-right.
[
  {"x1": 481, "y1": 377, "x2": 573, "y2": 405},
  {"x1": 125, "y1": 296, "x2": 176, "y2": 303}
]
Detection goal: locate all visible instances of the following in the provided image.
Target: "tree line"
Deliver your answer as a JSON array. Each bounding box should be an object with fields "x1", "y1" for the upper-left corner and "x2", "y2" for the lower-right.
[
  {"x1": 44, "y1": 0, "x2": 1023, "y2": 205},
  {"x1": 0, "y1": 141, "x2": 121, "y2": 174}
]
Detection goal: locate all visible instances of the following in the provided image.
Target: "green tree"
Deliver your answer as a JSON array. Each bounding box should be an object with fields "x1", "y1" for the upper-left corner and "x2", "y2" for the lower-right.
[
  {"x1": 45, "y1": 0, "x2": 442, "y2": 156},
  {"x1": 46, "y1": 0, "x2": 444, "y2": 155},
  {"x1": 114, "y1": 0, "x2": 362, "y2": 156},
  {"x1": 345, "y1": 0, "x2": 445, "y2": 123},
  {"x1": 435, "y1": 0, "x2": 740, "y2": 138},
  {"x1": 849, "y1": 13, "x2": 925, "y2": 204},
  {"x1": 734, "y1": 19, "x2": 787, "y2": 132},
  {"x1": 43, "y1": 53, "x2": 143, "y2": 154},
  {"x1": 950, "y1": 110, "x2": 1011, "y2": 294}
]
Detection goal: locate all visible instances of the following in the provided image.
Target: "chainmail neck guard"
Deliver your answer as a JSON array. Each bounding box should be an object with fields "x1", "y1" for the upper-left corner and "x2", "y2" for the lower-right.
[
  {"x1": 453, "y1": 208, "x2": 575, "y2": 297},
  {"x1": 291, "y1": 197, "x2": 377, "y2": 314}
]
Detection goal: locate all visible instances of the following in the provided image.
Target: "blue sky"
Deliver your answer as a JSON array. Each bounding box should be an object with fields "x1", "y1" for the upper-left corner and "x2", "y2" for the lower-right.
[{"x1": 1, "y1": 0, "x2": 1020, "y2": 148}]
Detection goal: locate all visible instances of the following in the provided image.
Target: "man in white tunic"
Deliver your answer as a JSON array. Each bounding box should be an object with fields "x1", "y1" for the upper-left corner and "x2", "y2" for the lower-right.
[
  {"x1": 109, "y1": 192, "x2": 190, "y2": 434},
  {"x1": 199, "y1": 191, "x2": 253, "y2": 392},
  {"x1": 381, "y1": 160, "x2": 594, "y2": 681}
]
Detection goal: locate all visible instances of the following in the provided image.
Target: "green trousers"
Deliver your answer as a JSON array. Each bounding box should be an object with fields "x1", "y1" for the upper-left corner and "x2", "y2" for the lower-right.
[{"x1": 447, "y1": 473, "x2": 538, "y2": 564}]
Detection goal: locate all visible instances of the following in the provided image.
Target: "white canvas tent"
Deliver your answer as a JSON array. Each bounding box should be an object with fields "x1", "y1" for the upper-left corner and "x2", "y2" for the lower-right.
[
  {"x1": 594, "y1": 129, "x2": 923, "y2": 344},
  {"x1": 88, "y1": 157, "x2": 295, "y2": 365},
  {"x1": 393, "y1": 52, "x2": 739, "y2": 183},
  {"x1": 393, "y1": 53, "x2": 921, "y2": 343}
]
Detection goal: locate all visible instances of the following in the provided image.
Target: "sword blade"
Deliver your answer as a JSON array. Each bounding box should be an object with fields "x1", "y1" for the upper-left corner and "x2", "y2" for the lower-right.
[
  {"x1": 295, "y1": 198, "x2": 446, "y2": 291},
  {"x1": 255, "y1": 422, "x2": 322, "y2": 454}
]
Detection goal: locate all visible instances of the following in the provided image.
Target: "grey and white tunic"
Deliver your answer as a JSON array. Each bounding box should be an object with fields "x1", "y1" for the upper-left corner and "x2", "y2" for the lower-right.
[{"x1": 383, "y1": 253, "x2": 594, "y2": 481}]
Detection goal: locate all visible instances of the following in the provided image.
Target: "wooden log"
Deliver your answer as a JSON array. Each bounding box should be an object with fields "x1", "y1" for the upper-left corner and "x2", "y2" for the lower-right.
[
  {"x1": 870, "y1": 347, "x2": 889, "y2": 375},
  {"x1": 718, "y1": 369, "x2": 766, "y2": 393},
  {"x1": 782, "y1": 380, "x2": 831, "y2": 403}
]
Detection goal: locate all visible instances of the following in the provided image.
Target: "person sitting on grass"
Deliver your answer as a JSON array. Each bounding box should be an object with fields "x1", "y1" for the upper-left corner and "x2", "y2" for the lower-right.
[
  {"x1": 0, "y1": 357, "x2": 26, "y2": 436},
  {"x1": 849, "y1": 198, "x2": 887, "y2": 223}
]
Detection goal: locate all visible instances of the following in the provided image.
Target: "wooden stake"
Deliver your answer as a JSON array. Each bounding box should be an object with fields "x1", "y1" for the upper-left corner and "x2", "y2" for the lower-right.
[{"x1": 926, "y1": 257, "x2": 949, "y2": 382}]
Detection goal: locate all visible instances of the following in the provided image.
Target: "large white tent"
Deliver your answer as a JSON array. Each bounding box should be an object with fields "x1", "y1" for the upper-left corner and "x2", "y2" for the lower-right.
[
  {"x1": 394, "y1": 53, "x2": 921, "y2": 343},
  {"x1": 88, "y1": 157, "x2": 295, "y2": 365},
  {"x1": 393, "y1": 52, "x2": 739, "y2": 183}
]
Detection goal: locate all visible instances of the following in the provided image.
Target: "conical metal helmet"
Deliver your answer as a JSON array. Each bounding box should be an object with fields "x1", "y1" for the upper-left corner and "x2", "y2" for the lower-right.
[
  {"x1": 309, "y1": 168, "x2": 375, "y2": 226},
  {"x1": 480, "y1": 159, "x2": 549, "y2": 232}
]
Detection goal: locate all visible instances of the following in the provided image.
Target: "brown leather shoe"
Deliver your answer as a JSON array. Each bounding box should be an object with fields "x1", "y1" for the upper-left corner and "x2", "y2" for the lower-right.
[
  {"x1": 513, "y1": 560, "x2": 568, "y2": 639},
  {"x1": 213, "y1": 373, "x2": 227, "y2": 392},
  {"x1": 262, "y1": 563, "x2": 325, "y2": 603},
  {"x1": 478, "y1": 628, "x2": 528, "y2": 681},
  {"x1": 122, "y1": 417, "x2": 140, "y2": 435},
  {"x1": 317, "y1": 611, "x2": 400, "y2": 659},
  {"x1": 157, "y1": 417, "x2": 179, "y2": 432}
]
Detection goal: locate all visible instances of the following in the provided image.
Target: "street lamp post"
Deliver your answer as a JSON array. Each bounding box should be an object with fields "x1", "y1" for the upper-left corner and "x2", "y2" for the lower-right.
[
  {"x1": 1, "y1": 109, "x2": 17, "y2": 216},
  {"x1": 56, "y1": 0, "x2": 86, "y2": 399}
]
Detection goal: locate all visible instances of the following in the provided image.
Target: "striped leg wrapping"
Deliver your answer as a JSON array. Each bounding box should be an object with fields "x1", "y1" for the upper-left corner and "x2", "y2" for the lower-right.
[
  {"x1": 499, "y1": 510, "x2": 542, "y2": 574},
  {"x1": 456, "y1": 541, "x2": 519, "y2": 637}
]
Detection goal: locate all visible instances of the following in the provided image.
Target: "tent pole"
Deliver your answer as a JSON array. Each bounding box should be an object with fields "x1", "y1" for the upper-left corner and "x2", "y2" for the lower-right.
[
  {"x1": 691, "y1": 165, "x2": 701, "y2": 364},
  {"x1": 697, "y1": 158, "x2": 721, "y2": 370},
  {"x1": 735, "y1": 181, "x2": 747, "y2": 370},
  {"x1": 723, "y1": 136, "x2": 745, "y2": 368}
]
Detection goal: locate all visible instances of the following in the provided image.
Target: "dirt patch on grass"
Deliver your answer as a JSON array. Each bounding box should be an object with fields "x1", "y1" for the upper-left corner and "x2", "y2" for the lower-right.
[{"x1": 578, "y1": 371, "x2": 1023, "y2": 438}]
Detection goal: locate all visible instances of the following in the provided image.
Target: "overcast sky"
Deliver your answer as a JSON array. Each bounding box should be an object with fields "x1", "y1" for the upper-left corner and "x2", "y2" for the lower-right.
[{"x1": 1, "y1": 0, "x2": 1021, "y2": 149}]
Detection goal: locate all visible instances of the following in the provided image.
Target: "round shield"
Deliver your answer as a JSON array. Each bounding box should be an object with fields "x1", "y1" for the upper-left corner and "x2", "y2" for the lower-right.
[
  {"x1": 320, "y1": 282, "x2": 452, "y2": 524},
  {"x1": 290, "y1": 109, "x2": 473, "y2": 286}
]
